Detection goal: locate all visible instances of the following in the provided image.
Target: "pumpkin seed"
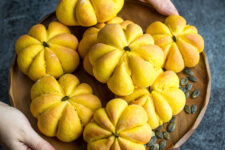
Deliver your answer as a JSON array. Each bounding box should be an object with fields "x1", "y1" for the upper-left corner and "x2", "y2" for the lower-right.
[
  {"x1": 183, "y1": 68, "x2": 194, "y2": 76},
  {"x1": 62, "y1": 96, "x2": 69, "y2": 101},
  {"x1": 112, "y1": 132, "x2": 119, "y2": 138},
  {"x1": 163, "y1": 131, "x2": 170, "y2": 140},
  {"x1": 184, "y1": 105, "x2": 191, "y2": 114},
  {"x1": 150, "y1": 144, "x2": 159, "y2": 150},
  {"x1": 172, "y1": 35, "x2": 177, "y2": 42},
  {"x1": 180, "y1": 78, "x2": 188, "y2": 86},
  {"x1": 167, "y1": 122, "x2": 176, "y2": 132},
  {"x1": 155, "y1": 125, "x2": 163, "y2": 130},
  {"x1": 155, "y1": 130, "x2": 163, "y2": 139},
  {"x1": 159, "y1": 140, "x2": 166, "y2": 150},
  {"x1": 149, "y1": 87, "x2": 153, "y2": 93},
  {"x1": 152, "y1": 131, "x2": 155, "y2": 137},
  {"x1": 191, "y1": 105, "x2": 198, "y2": 114},
  {"x1": 148, "y1": 136, "x2": 157, "y2": 147},
  {"x1": 43, "y1": 41, "x2": 49, "y2": 48},
  {"x1": 188, "y1": 75, "x2": 198, "y2": 82},
  {"x1": 185, "y1": 91, "x2": 190, "y2": 98},
  {"x1": 181, "y1": 87, "x2": 186, "y2": 93},
  {"x1": 192, "y1": 89, "x2": 200, "y2": 98},
  {"x1": 186, "y1": 83, "x2": 193, "y2": 91},
  {"x1": 169, "y1": 116, "x2": 176, "y2": 123},
  {"x1": 123, "y1": 46, "x2": 131, "y2": 51}
]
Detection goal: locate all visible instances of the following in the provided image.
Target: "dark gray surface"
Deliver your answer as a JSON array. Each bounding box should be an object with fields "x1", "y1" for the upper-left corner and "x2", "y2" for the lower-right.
[{"x1": 0, "y1": 0, "x2": 224, "y2": 150}]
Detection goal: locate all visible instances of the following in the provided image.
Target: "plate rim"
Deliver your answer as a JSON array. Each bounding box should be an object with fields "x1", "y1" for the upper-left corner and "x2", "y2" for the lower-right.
[{"x1": 8, "y1": 2, "x2": 212, "y2": 149}]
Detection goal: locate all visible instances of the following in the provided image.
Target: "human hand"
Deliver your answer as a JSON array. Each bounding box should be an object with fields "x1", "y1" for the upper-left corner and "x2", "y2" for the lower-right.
[
  {"x1": 0, "y1": 102, "x2": 55, "y2": 150},
  {"x1": 139, "y1": 0, "x2": 179, "y2": 16}
]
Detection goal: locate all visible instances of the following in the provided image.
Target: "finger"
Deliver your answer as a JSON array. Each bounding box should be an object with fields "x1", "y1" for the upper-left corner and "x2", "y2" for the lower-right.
[
  {"x1": 9, "y1": 141, "x2": 29, "y2": 150},
  {"x1": 24, "y1": 127, "x2": 55, "y2": 150},
  {"x1": 145, "y1": 0, "x2": 179, "y2": 16},
  {"x1": 139, "y1": 0, "x2": 146, "y2": 2},
  {"x1": 0, "y1": 101, "x2": 9, "y2": 106}
]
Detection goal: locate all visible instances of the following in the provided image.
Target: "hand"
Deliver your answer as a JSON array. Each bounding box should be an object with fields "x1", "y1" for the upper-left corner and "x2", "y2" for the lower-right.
[
  {"x1": 0, "y1": 102, "x2": 55, "y2": 150},
  {"x1": 140, "y1": 0, "x2": 179, "y2": 16}
]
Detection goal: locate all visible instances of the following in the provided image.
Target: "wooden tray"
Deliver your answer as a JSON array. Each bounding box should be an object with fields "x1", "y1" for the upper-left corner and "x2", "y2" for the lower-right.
[{"x1": 9, "y1": 0, "x2": 211, "y2": 149}]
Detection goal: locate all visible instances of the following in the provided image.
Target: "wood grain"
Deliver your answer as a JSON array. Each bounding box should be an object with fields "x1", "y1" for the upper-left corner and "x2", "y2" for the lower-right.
[{"x1": 9, "y1": 0, "x2": 211, "y2": 149}]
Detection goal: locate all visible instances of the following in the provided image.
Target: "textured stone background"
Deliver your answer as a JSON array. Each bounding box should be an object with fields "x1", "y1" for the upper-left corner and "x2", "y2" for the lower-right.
[{"x1": 0, "y1": 0, "x2": 224, "y2": 149}]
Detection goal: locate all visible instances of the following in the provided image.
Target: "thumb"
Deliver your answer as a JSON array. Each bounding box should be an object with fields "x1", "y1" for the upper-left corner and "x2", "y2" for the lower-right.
[
  {"x1": 146, "y1": 0, "x2": 179, "y2": 16},
  {"x1": 24, "y1": 127, "x2": 55, "y2": 150}
]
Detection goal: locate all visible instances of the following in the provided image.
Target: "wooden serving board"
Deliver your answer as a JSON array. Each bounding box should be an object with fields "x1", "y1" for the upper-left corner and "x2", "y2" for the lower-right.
[{"x1": 9, "y1": 0, "x2": 211, "y2": 149}]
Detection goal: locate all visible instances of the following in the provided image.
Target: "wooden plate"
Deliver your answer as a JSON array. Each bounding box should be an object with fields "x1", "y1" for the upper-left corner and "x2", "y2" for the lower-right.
[{"x1": 9, "y1": 0, "x2": 211, "y2": 149}]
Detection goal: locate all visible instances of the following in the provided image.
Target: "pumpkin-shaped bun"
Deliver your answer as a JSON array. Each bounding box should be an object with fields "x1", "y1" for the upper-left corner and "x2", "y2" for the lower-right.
[
  {"x1": 30, "y1": 74, "x2": 101, "y2": 142},
  {"x1": 122, "y1": 71, "x2": 186, "y2": 129},
  {"x1": 56, "y1": 0, "x2": 124, "y2": 27},
  {"x1": 78, "y1": 17, "x2": 133, "y2": 75},
  {"x1": 83, "y1": 98, "x2": 152, "y2": 150},
  {"x1": 79, "y1": 17, "x2": 125, "y2": 59},
  {"x1": 146, "y1": 15, "x2": 204, "y2": 72},
  {"x1": 88, "y1": 23, "x2": 164, "y2": 96},
  {"x1": 15, "y1": 22, "x2": 79, "y2": 81}
]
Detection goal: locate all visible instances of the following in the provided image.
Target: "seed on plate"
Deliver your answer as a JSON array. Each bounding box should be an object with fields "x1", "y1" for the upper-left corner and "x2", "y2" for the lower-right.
[
  {"x1": 156, "y1": 125, "x2": 163, "y2": 130},
  {"x1": 163, "y1": 131, "x2": 170, "y2": 140},
  {"x1": 150, "y1": 144, "x2": 159, "y2": 150},
  {"x1": 184, "y1": 105, "x2": 191, "y2": 114},
  {"x1": 192, "y1": 89, "x2": 200, "y2": 98},
  {"x1": 152, "y1": 131, "x2": 155, "y2": 137},
  {"x1": 167, "y1": 122, "x2": 176, "y2": 132},
  {"x1": 180, "y1": 78, "x2": 188, "y2": 86},
  {"x1": 183, "y1": 68, "x2": 194, "y2": 76},
  {"x1": 155, "y1": 130, "x2": 163, "y2": 139},
  {"x1": 188, "y1": 75, "x2": 198, "y2": 82},
  {"x1": 185, "y1": 91, "x2": 190, "y2": 98},
  {"x1": 159, "y1": 140, "x2": 166, "y2": 150},
  {"x1": 191, "y1": 105, "x2": 198, "y2": 114},
  {"x1": 186, "y1": 83, "x2": 193, "y2": 91},
  {"x1": 169, "y1": 116, "x2": 176, "y2": 123},
  {"x1": 181, "y1": 87, "x2": 186, "y2": 93},
  {"x1": 148, "y1": 136, "x2": 157, "y2": 147}
]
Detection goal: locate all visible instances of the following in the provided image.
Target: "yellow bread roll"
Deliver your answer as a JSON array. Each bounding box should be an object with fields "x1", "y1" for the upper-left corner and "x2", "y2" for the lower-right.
[
  {"x1": 122, "y1": 71, "x2": 186, "y2": 129},
  {"x1": 16, "y1": 22, "x2": 79, "y2": 81},
  {"x1": 56, "y1": 0, "x2": 124, "y2": 26},
  {"x1": 30, "y1": 74, "x2": 101, "y2": 142},
  {"x1": 146, "y1": 15, "x2": 204, "y2": 72},
  {"x1": 83, "y1": 98, "x2": 152, "y2": 150}
]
